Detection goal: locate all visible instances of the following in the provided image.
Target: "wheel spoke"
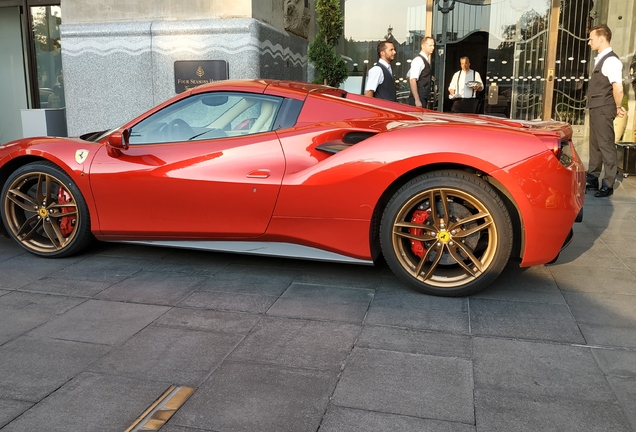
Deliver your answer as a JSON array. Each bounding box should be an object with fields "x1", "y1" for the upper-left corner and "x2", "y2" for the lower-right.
[
  {"x1": 438, "y1": 189, "x2": 450, "y2": 225},
  {"x1": 449, "y1": 211, "x2": 490, "y2": 229},
  {"x1": 448, "y1": 243, "x2": 482, "y2": 276},
  {"x1": 35, "y1": 173, "x2": 46, "y2": 205},
  {"x1": 49, "y1": 203, "x2": 78, "y2": 217},
  {"x1": 393, "y1": 222, "x2": 436, "y2": 242},
  {"x1": 417, "y1": 243, "x2": 444, "y2": 281},
  {"x1": 6, "y1": 188, "x2": 38, "y2": 211},
  {"x1": 15, "y1": 214, "x2": 42, "y2": 240},
  {"x1": 42, "y1": 218, "x2": 68, "y2": 250},
  {"x1": 453, "y1": 219, "x2": 493, "y2": 239}
]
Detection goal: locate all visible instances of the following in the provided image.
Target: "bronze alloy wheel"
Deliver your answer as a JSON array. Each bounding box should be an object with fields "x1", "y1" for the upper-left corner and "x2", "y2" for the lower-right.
[
  {"x1": 380, "y1": 171, "x2": 512, "y2": 296},
  {"x1": 1, "y1": 162, "x2": 93, "y2": 257}
]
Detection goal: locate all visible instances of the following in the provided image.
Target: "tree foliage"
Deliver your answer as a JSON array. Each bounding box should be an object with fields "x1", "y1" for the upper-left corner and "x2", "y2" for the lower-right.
[{"x1": 308, "y1": 0, "x2": 348, "y2": 87}]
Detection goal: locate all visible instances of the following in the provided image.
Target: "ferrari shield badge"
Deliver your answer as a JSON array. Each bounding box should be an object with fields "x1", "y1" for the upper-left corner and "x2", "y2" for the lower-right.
[{"x1": 75, "y1": 149, "x2": 89, "y2": 164}]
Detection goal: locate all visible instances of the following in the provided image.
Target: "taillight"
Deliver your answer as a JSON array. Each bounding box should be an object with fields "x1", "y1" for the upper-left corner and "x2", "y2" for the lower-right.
[{"x1": 554, "y1": 140, "x2": 573, "y2": 166}]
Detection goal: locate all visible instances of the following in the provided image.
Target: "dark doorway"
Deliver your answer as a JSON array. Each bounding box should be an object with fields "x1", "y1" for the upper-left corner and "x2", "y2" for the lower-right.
[{"x1": 442, "y1": 31, "x2": 488, "y2": 113}]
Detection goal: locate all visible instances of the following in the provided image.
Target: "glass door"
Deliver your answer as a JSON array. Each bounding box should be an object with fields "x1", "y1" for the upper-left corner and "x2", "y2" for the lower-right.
[
  {"x1": 484, "y1": 0, "x2": 552, "y2": 120},
  {"x1": 0, "y1": 7, "x2": 29, "y2": 144},
  {"x1": 30, "y1": 6, "x2": 64, "y2": 109},
  {"x1": 340, "y1": 0, "x2": 429, "y2": 103}
]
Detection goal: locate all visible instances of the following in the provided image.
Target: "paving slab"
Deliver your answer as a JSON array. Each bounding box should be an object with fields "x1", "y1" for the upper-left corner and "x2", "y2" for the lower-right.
[
  {"x1": 228, "y1": 316, "x2": 360, "y2": 371},
  {"x1": 0, "y1": 292, "x2": 87, "y2": 344},
  {"x1": 473, "y1": 337, "x2": 615, "y2": 401},
  {"x1": 591, "y1": 348, "x2": 636, "y2": 377},
  {"x1": 561, "y1": 291, "x2": 636, "y2": 330},
  {"x1": 320, "y1": 406, "x2": 476, "y2": 432},
  {"x1": 475, "y1": 389, "x2": 632, "y2": 432},
  {"x1": 48, "y1": 255, "x2": 148, "y2": 283},
  {"x1": 356, "y1": 325, "x2": 472, "y2": 358},
  {"x1": 95, "y1": 270, "x2": 207, "y2": 305},
  {"x1": 0, "y1": 253, "x2": 85, "y2": 289},
  {"x1": 548, "y1": 264, "x2": 636, "y2": 295},
  {"x1": 197, "y1": 264, "x2": 300, "y2": 296},
  {"x1": 267, "y1": 283, "x2": 374, "y2": 323},
  {"x1": 170, "y1": 361, "x2": 337, "y2": 432},
  {"x1": 29, "y1": 299, "x2": 170, "y2": 345},
  {"x1": 0, "y1": 336, "x2": 111, "y2": 402},
  {"x1": 469, "y1": 298, "x2": 585, "y2": 343},
  {"x1": 331, "y1": 348, "x2": 474, "y2": 424},
  {"x1": 153, "y1": 307, "x2": 261, "y2": 335},
  {"x1": 0, "y1": 372, "x2": 169, "y2": 432},
  {"x1": 606, "y1": 376, "x2": 636, "y2": 431},
  {"x1": 16, "y1": 276, "x2": 114, "y2": 297},
  {"x1": 0, "y1": 399, "x2": 32, "y2": 429},
  {"x1": 365, "y1": 281, "x2": 469, "y2": 333},
  {"x1": 471, "y1": 263, "x2": 565, "y2": 303},
  {"x1": 137, "y1": 249, "x2": 233, "y2": 275},
  {"x1": 179, "y1": 290, "x2": 279, "y2": 314},
  {"x1": 294, "y1": 261, "x2": 384, "y2": 290},
  {"x1": 88, "y1": 325, "x2": 243, "y2": 387}
]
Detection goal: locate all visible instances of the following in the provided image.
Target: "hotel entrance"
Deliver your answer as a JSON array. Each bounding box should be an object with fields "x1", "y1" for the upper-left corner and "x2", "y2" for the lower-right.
[
  {"x1": 0, "y1": 1, "x2": 64, "y2": 145},
  {"x1": 340, "y1": 0, "x2": 634, "y2": 146}
]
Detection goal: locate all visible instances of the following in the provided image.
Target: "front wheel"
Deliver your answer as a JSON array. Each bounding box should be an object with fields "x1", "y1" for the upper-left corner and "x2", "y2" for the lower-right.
[
  {"x1": 1, "y1": 161, "x2": 94, "y2": 257},
  {"x1": 380, "y1": 170, "x2": 513, "y2": 296}
]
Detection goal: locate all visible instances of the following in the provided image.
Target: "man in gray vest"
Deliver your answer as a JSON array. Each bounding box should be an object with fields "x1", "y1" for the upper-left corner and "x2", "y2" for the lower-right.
[{"x1": 586, "y1": 24, "x2": 625, "y2": 197}]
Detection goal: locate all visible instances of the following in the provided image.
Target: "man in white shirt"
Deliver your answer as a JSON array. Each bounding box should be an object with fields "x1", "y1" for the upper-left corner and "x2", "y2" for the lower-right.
[
  {"x1": 408, "y1": 37, "x2": 435, "y2": 108},
  {"x1": 364, "y1": 41, "x2": 397, "y2": 101},
  {"x1": 448, "y1": 57, "x2": 483, "y2": 113},
  {"x1": 585, "y1": 24, "x2": 625, "y2": 197}
]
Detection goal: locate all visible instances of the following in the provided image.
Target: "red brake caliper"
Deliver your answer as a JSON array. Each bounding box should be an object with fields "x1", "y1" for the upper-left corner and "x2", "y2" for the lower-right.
[
  {"x1": 57, "y1": 186, "x2": 76, "y2": 236},
  {"x1": 409, "y1": 210, "x2": 430, "y2": 258}
]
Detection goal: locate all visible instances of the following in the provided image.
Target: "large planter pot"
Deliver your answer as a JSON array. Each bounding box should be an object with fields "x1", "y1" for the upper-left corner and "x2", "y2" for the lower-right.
[{"x1": 615, "y1": 113, "x2": 628, "y2": 142}]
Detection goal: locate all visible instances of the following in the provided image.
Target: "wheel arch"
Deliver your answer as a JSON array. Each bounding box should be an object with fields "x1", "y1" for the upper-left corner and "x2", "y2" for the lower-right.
[
  {"x1": 369, "y1": 163, "x2": 523, "y2": 264},
  {"x1": 0, "y1": 156, "x2": 46, "y2": 235},
  {"x1": 1, "y1": 155, "x2": 99, "y2": 236}
]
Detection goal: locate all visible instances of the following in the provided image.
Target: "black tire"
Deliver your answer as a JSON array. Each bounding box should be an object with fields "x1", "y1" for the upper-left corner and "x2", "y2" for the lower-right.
[
  {"x1": 1, "y1": 161, "x2": 94, "y2": 257},
  {"x1": 380, "y1": 170, "x2": 513, "y2": 296}
]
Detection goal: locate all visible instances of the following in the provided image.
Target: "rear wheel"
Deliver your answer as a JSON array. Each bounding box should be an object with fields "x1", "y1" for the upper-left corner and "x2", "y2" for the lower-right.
[
  {"x1": 1, "y1": 161, "x2": 94, "y2": 257},
  {"x1": 380, "y1": 170, "x2": 513, "y2": 296}
]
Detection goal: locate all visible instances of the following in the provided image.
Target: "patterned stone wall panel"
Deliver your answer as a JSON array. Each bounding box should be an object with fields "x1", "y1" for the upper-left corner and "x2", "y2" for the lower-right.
[
  {"x1": 60, "y1": 19, "x2": 308, "y2": 136},
  {"x1": 60, "y1": 22, "x2": 155, "y2": 136}
]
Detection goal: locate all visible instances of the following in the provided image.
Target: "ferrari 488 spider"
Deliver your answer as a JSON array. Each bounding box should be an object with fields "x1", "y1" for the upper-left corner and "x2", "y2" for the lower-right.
[{"x1": 0, "y1": 80, "x2": 585, "y2": 296}]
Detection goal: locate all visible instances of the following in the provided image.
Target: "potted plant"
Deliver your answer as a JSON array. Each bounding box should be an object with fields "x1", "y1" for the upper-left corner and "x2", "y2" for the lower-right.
[{"x1": 308, "y1": 0, "x2": 348, "y2": 87}]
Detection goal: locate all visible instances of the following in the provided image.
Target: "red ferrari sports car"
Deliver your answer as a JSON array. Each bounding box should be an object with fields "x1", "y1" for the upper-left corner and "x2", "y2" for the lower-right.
[{"x1": 0, "y1": 79, "x2": 584, "y2": 296}]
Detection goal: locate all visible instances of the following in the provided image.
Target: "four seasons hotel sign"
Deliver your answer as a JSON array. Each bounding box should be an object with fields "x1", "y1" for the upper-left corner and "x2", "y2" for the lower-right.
[{"x1": 174, "y1": 60, "x2": 229, "y2": 93}]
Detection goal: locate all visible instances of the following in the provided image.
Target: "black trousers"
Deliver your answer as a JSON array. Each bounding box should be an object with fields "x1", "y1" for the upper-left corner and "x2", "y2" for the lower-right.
[
  {"x1": 451, "y1": 98, "x2": 479, "y2": 113},
  {"x1": 588, "y1": 104, "x2": 617, "y2": 188}
]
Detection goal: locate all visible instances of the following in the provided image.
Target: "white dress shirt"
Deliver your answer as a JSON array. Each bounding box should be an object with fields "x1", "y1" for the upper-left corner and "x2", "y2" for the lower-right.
[
  {"x1": 594, "y1": 47, "x2": 623, "y2": 84},
  {"x1": 365, "y1": 59, "x2": 393, "y2": 93},
  {"x1": 448, "y1": 69, "x2": 483, "y2": 98}
]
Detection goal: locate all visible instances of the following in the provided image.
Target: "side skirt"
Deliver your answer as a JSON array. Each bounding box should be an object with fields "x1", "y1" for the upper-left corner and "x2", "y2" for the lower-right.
[{"x1": 113, "y1": 240, "x2": 374, "y2": 265}]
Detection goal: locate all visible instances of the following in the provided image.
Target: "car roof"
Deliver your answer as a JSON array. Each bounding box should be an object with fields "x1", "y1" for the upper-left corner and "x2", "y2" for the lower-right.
[{"x1": 190, "y1": 79, "x2": 343, "y2": 100}]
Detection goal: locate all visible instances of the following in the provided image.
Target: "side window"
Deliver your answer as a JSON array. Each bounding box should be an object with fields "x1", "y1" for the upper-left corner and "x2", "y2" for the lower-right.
[{"x1": 128, "y1": 92, "x2": 283, "y2": 145}]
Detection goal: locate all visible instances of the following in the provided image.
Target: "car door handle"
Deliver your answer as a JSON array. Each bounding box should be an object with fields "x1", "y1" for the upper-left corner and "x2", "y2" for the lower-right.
[{"x1": 246, "y1": 169, "x2": 270, "y2": 179}]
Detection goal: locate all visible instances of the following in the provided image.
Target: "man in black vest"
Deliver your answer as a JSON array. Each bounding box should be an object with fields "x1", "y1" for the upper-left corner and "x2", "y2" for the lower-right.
[
  {"x1": 408, "y1": 37, "x2": 435, "y2": 108},
  {"x1": 364, "y1": 41, "x2": 397, "y2": 101},
  {"x1": 586, "y1": 24, "x2": 625, "y2": 197}
]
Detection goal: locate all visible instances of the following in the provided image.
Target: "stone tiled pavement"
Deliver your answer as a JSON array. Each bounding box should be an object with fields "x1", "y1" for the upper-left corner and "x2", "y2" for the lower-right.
[{"x1": 1, "y1": 176, "x2": 636, "y2": 431}]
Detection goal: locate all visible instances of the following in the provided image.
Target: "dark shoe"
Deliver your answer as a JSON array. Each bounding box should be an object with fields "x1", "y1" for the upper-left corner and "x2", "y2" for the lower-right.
[
  {"x1": 585, "y1": 175, "x2": 599, "y2": 190},
  {"x1": 594, "y1": 186, "x2": 613, "y2": 197}
]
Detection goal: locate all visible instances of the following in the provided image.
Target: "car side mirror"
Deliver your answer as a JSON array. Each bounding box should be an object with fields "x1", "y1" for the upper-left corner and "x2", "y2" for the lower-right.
[{"x1": 106, "y1": 129, "x2": 130, "y2": 150}]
